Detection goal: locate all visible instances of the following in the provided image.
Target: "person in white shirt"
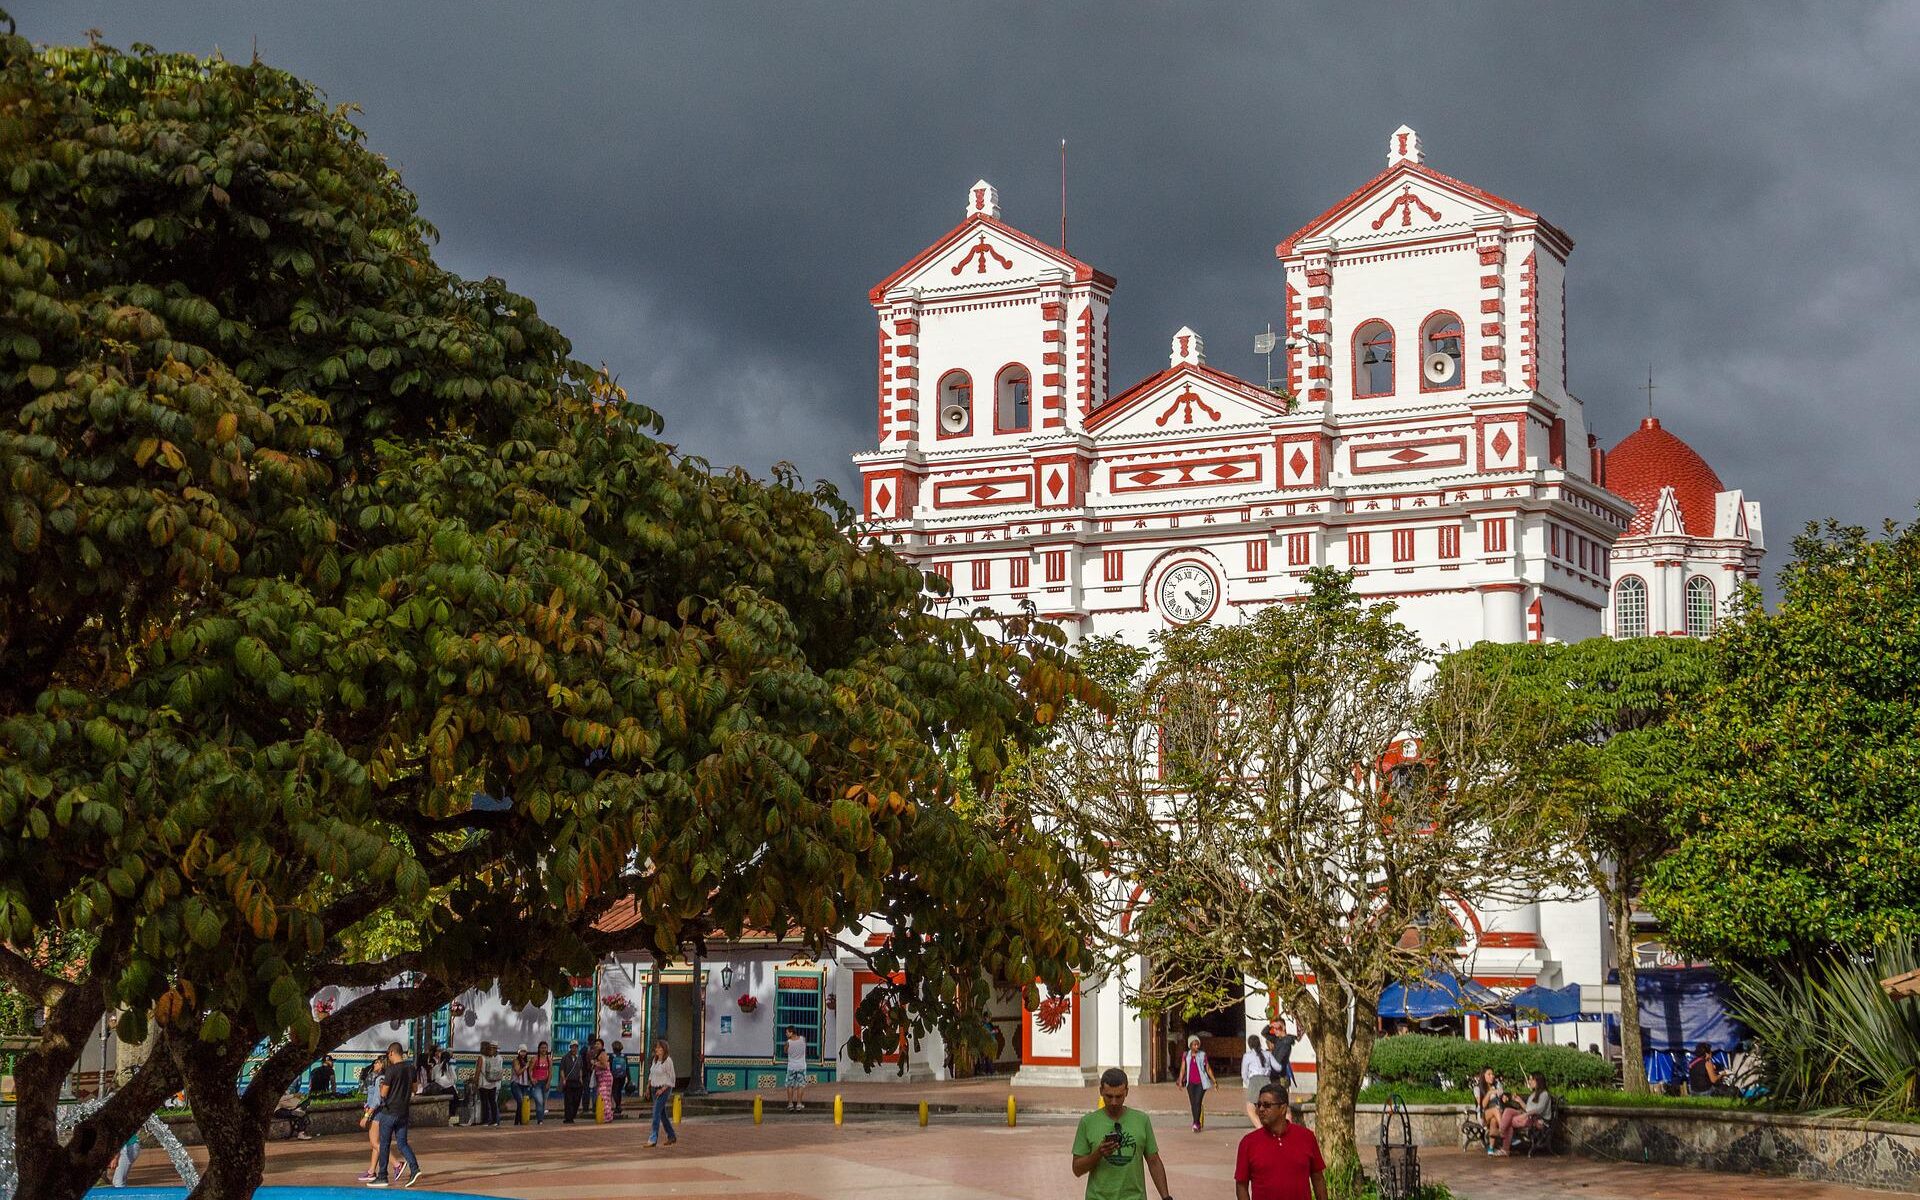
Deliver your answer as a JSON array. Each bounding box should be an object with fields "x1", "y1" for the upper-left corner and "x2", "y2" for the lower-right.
[
  {"x1": 646, "y1": 1040, "x2": 677, "y2": 1148},
  {"x1": 784, "y1": 1027, "x2": 810, "y2": 1112},
  {"x1": 1241, "y1": 1034, "x2": 1281, "y2": 1127}
]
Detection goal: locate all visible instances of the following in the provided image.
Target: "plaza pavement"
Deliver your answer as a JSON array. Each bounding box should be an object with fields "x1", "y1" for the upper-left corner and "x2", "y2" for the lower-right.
[{"x1": 118, "y1": 1084, "x2": 1903, "y2": 1200}]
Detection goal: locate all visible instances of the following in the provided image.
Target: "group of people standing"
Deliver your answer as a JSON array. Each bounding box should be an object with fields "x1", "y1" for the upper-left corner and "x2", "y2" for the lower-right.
[{"x1": 342, "y1": 1036, "x2": 683, "y2": 1186}]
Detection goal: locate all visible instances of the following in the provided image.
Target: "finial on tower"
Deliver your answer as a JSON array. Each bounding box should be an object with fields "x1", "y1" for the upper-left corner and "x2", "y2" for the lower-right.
[
  {"x1": 967, "y1": 180, "x2": 1002, "y2": 219},
  {"x1": 1170, "y1": 326, "x2": 1205, "y2": 367},
  {"x1": 1389, "y1": 125, "x2": 1425, "y2": 167}
]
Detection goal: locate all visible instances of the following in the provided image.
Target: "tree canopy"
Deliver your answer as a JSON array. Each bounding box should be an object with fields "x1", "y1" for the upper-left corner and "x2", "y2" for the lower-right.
[
  {"x1": 1646, "y1": 518, "x2": 1920, "y2": 965},
  {"x1": 1436, "y1": 635, "x2": 1713, "y2": 1090},
  {"x1": 1003, "y1": 571, "x2": 1562, "y2": 1175},
  {"x1": 0, "y1": 28, "x2": 1090, "y2": 1200}
]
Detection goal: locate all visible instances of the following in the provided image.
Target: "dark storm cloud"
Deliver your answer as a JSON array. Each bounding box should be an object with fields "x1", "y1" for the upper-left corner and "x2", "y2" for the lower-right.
[{"x1": 26, "y1": 2, "x2": 1920, "y2": 595}]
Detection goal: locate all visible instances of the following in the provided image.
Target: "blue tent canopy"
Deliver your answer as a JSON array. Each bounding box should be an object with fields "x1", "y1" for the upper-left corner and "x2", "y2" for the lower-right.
[
  {"x1": 1504, "y1": 982, "x2": 1582, "y2": 1023},
  {"x1": 1377, "y1": 972, "x2": 1500, "y2": 1019}
]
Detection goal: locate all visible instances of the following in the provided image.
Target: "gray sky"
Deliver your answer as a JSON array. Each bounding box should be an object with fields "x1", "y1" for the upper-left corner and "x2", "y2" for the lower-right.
[{"x1": 25, "y1": 2, "x2": 1920, "y2": 595}]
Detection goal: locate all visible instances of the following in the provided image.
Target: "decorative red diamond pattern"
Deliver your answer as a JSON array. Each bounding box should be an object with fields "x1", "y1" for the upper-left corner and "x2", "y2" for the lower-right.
[
  {"x1": 1288, "y1": 448, "x2": 1310, "y2": 477},
  {"x1": 1046, "y1": 470, "x2": 1065, "y2": 499},
  {"x1": 1389, "y1": 447, "x2": 1428, "y2": 463},
  {"x1": 967, "y1": 484, "x2": 1000, "y2": 501},
  {"x1": 1491, "y1": 429, "x2": 1514, "y2": 460},
  {"x1": 873, "y1": 483, "x2": 893, "y2": 512}
]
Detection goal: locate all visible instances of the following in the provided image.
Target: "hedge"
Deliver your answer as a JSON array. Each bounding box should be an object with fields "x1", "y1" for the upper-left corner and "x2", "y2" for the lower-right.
[{"x1": 1368, "y1": 1035, "x2": 1615, "y2": 1092}]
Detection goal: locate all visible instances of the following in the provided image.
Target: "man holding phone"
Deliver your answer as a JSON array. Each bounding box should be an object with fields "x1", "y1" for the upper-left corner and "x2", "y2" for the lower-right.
[{"x1": 1071, "y1": 1068, "x2": 1172, "y2": 1200}]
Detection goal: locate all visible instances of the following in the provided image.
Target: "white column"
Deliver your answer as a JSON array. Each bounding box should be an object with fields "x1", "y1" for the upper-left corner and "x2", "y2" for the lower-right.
[{"x1": 1480, "y1": 584, "x2": 1526, "y2": 644}]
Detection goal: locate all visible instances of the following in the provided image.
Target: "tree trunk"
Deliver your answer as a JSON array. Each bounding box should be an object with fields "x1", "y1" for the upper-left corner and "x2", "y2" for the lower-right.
[
  {"x1": 1610, "y1": 886, "x2": 1650, "y2": 1093},
  {"x1": 10, "y1": 985, "x2": 106, "y2": 1200},
  {"x1": 179, "y1": 1036, "x2": 265, "y2": 1200},
  {"x1": 1302, "y1": 992, "x2": 1374, "y2": 1190}
]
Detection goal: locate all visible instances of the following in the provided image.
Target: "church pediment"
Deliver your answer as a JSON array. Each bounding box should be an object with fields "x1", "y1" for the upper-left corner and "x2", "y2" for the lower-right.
[
  {"x1": 1277, "y1": 128, "x2": 1569, "y2": 258},
  {"x1": 870, "y1": 182, "x2": 1112, "y2": 304},
  {"x1": 1084, "y1": 362, "x2": 1288, "y2": 440}
]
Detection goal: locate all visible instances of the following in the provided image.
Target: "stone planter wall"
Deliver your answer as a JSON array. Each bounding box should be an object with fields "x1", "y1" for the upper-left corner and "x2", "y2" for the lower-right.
[
  {"x1": 145, "y1": 1094, "x2": 452, "y2": 1148},
  {"x1": 1298, "y1": 1102, "x2": 1920, "y2": 1194}
]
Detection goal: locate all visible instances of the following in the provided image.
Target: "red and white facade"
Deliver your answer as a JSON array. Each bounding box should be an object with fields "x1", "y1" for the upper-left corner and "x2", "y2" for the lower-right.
[{"x1": 844, "y1": 128, "x2": 1757, "y2": 1085}]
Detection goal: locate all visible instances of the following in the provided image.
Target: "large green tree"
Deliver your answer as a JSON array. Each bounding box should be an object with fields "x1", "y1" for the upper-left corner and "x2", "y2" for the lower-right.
[
  {"x1": 0, "y1": 27, "x2": 1091, "y2": 1200},
  {"x1": 1437, "y1": 636, "x2": 1712, "y2": 1092},
  {"x1": 1646, "y1": 518, "x2": 1920, "y2": 965},
  {"x1": 1004, "y1": 571, "x2": 1561, "y2": 1178}
]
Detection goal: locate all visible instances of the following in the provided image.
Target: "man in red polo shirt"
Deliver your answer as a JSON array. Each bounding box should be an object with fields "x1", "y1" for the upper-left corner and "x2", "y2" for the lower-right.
[{"x1": 1235, "y1": 1083, "x2": 1326, "y2": 1200}]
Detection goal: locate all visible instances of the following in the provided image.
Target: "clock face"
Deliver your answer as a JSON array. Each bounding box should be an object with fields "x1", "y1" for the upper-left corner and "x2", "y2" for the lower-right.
[{"x1": 1157, "y1": 563, "x2": 1218, "y2": 624}]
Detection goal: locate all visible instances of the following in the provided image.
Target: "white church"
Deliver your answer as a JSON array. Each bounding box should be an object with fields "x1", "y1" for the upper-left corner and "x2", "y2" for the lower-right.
[{"x1": 846, "y1": 126, "x2": 1765, "y2": 1088}]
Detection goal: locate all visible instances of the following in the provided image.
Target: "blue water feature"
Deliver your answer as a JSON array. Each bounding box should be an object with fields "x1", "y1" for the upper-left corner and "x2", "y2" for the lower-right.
[{"x1": 87, "y1": 1182, "x2": 510, "y2": 1190}]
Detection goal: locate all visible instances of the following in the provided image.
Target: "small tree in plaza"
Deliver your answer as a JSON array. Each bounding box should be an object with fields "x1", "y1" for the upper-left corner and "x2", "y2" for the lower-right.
[
  {"x1": 0, "y1": 27, "x2": 1091, "y2": 1200},
  {"x1": 1646, "y1": 517, "x2": 1920, "y2": 965},
  {"x1": 1005, "y1": 570, "x2": 1563, "y2": 1177},
  {"x1": 1434, "y1": 636, "x2": 1713, "y2": 1093}
]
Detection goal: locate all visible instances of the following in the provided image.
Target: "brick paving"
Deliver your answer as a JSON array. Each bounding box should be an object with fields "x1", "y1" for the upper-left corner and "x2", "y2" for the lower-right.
[{"x1": 119, "y1": 1098, "x2": 1904, "y2": 1199}]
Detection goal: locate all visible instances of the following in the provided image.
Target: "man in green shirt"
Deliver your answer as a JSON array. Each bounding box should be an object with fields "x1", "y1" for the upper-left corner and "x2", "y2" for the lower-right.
[{"x1": 1071, "y1": 1068, "x2": 1173, "y2": 1200}]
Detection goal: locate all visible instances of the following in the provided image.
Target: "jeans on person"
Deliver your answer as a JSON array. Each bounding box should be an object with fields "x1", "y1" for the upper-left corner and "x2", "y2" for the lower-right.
[
  {"x1": 1186, "y1": 1083, "x2": 1207, "y2": 1126},
  {"x1": 112, "y1": 1143, "x2": 138, "y2": 1187},
  {"x1": 611, "y1": 1073, "x2": 627, "y2": 1115},
  {"x1": 478, "y1": 1085, "x2": 498, "y2": 1126},
  {"x1": 374, "y1": 1112, "x2": 419, "y2": 1178},
  {"x1": 649, "y1": 1087, "x2": 675, "y2": 1144},
  {"x1": 531, "y1": 1081, "x2": 548, "y2": 1122}
]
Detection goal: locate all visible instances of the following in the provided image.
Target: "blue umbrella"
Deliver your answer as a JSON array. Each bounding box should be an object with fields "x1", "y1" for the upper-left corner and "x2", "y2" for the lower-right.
[
  {"x1": 1505, "y1": 983, "x2": 1583, "y2": 1022},
  {"x1": 1377, "y1": 971, "x2": 1500, "y2": 1019}
]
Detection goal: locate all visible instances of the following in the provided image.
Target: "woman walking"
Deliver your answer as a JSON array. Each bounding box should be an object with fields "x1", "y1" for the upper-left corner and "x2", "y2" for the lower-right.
[
  {"x1": 646, "y1": 1039, "x2": 678, "y2": 1147},
  {"x1": 355, "y1": 1059, "x2": 388, "y2": 1183},
  {"x1": 1177, "y1": 1034, "x2": 1214, "y2": 1132},
  {"x1": 1240, "y1": 1034, "x2": 1279, "y2": 1127}
]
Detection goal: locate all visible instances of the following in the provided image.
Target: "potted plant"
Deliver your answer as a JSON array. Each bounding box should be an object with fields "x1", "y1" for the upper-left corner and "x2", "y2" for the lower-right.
[{"x1": 737, "y1": 994, "x2": 759, "y2": 1014}]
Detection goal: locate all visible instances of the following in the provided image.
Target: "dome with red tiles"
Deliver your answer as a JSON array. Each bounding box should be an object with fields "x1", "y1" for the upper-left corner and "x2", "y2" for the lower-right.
[{"x1": 1606, "y1": 417, "x2": 1725, "y2": 537}]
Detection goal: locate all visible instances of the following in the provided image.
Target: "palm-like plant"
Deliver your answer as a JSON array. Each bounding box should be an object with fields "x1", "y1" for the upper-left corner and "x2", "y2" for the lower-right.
[{"x1": 1730, "y1": 939, "x2": 1920, "y2": 1118}]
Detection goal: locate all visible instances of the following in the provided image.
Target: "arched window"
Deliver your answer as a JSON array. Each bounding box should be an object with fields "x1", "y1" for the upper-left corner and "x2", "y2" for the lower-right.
[
  {"x1": 995, "y1": 365, "x2": 1032, "y2": 433},
  {"x1": 1614, "y1": 576, "x2": 1647, "y2": 638},
  {"x1": 1685, "y1": 576, "x2": 1715, "y2": 637},
  {"x1": 1419, "y1": 312, "x2": 1464, "y2": 391},
  {"x1": 1355, "y1": 320, "x2": 1395, "y2": 398},
  {"x1": 936, "y1": 370, "x2": 972, "y2": 438}
]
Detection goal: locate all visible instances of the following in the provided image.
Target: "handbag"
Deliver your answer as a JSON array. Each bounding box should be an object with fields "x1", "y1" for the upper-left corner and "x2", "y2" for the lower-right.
[{"x1": 1266, "y1": 1050, "x2": 1285, "y2": 1085}]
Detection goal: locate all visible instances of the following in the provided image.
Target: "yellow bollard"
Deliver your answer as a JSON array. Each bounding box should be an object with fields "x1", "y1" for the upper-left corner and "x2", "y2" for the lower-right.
[
  {"x1": 1007, "y1": 1094, "x2": 1017, "y2": 1128},
  {"x1": 833, "y1": 1093, "x2": 844, "y2": 1126},
  {"x1": 918, "y1": 1099, "x2": 928, "y2": 1128},
  {"x1": 753, "y1": 1094, "x2": 763, "y2": 1125},
  {"x1": 596, "y1": 1093, "x2": 606, "y2": 1123},
  {"x1": 672, "y1": 1092, "x2": 682, "y2": 1127},
  {"x1": 520, "y1": 1094, "x2": 531, "y2": 1124}
]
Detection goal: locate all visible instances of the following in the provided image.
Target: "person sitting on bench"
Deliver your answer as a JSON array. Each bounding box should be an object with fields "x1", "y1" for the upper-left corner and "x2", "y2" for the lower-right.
[
  {"x1": 1687, "y1": 1042, "x2": 1737, "y2": 1097},
  {"x1": 1490, "y1": 1072, "x2": 1549, "y2": 1156},
  {"x1": 273, "y1": 1090, "x2": 314, "y2": 1140}
]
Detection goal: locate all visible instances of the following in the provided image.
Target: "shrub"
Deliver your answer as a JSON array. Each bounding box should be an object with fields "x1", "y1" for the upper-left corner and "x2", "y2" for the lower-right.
[
  {"x1": 1368, "y1": 1034, "x2": 1614, "y2": 1092},
  {"x1": 1730, "y1": 938, "x2": 1920, "y2": 1119}
]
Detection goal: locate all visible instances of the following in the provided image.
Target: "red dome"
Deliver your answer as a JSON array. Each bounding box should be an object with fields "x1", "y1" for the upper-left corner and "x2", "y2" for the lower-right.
[{"x1": 1605, "y1": 417, "x2": 1724, "y2": 537}]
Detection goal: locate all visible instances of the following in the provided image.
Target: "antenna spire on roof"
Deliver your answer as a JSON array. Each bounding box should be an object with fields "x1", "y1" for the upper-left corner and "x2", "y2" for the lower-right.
[
  {"x1": 1060, "y1": 139, "x2": 1068, "y2": 251},
  {"x1": 1640, "y1": 364, "x2": 1657, "y2": 422}
]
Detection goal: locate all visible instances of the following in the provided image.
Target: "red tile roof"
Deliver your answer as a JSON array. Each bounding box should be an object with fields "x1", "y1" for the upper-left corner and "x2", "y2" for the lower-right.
[{"x1": 1606, "y1": 417, "x2": 1725, "y2": 537}]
